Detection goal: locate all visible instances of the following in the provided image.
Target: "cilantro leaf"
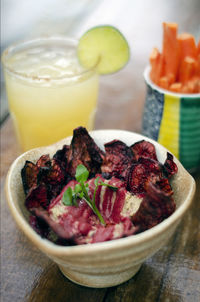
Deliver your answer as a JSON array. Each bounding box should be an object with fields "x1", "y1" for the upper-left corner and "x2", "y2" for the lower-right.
[
  {"x1": 74, "y1": 183, "x2": 82, "y2": 193},
  {"x1": 100, "y1": 182, "x2": 118, "y2": 191},
  {"x1": 94, "y1": 176, "x2": 100, "y2": 186},
  {"x1": 62, "y1": 187, "x2": 73, "y2": 206},
  {"x1": 62, "y1": 165, "x2": 106, "y2": 225},
  {"x1": 75, "y1": 164, "x2": 89, "y2": 183}
]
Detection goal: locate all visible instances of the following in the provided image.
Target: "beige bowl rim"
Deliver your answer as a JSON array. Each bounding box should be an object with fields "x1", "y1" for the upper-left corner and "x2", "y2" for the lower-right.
[{"x1": 5, "y1": 129, "x2": 196, "y2": 257}]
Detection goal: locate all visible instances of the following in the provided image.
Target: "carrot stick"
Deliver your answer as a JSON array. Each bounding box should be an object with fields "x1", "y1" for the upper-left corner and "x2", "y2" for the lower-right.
[
  {"x1": 182, "y1": 77, "x2": 200, "y2": 93},
  {"x1": 149, "y1": 48, "x2": 164, "y2": 84},
  {"x1": 159, "y1": 76, "x2": 169, "y2": 89},
  {"x1": 178, "y1": 33, "x2": 198, "y2": 60},
  {"x1": 181, "y1": 85, "x2": 190, "y2": 93},
  {"x1": 166, "y1": 73, "x2": 175, "y2": 85},
  {"x1": 178, "y1": 56, "x2": 197, "y2": 83},
  {"x1": 162, "y1": 22, "x2": 179, "y2": 81},
  {"x1": 149, "y1": 47, "x2": 159, "y2": 65},
  {"x1": 149, "y1": 47, "x2": 159, "y2": 83},
  {"x1": 188, "y1": 77, "x2": 200, "y2": 93},
  {"x1": 197, "y1": 40, "x2": 200, "y2": 55},
  {"x1": 169, "y1": 82, "x2": 182, "y2": 92},
  {"x1": 196, "y1": 54, "x2": 200, "y2": 76}
]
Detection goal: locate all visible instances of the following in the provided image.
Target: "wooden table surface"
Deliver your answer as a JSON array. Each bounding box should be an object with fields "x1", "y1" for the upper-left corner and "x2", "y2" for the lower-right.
[{"x1": 1, "y1": 1, "x2": 200, "y2": 301}]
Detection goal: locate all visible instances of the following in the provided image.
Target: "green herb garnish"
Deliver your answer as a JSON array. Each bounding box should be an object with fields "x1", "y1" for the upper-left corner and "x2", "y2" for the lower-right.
[{"x1": 62, "y1": 164, "x2": 118, "y2": 225}]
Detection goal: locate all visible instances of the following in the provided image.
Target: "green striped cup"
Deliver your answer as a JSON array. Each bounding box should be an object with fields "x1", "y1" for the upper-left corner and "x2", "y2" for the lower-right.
[{"x1": 142, "y1": 66, "x2": 200, "y2": 173}]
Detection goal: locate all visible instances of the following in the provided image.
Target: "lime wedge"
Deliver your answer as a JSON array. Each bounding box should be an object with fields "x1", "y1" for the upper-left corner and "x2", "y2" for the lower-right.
[{"x1": 77, "y1": 25, "x2": 130, "y2": 74}]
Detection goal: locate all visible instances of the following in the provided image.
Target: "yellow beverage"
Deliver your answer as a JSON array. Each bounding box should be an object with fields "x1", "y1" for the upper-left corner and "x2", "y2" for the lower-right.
[{"x1": 2, "y1": 37, "x2": 99, "y2": 151}]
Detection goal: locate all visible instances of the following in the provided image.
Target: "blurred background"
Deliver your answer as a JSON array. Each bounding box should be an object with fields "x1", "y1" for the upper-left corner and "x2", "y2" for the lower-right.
[{"x1": 1, "y1": 0, "x2": 200, "y2": 131}]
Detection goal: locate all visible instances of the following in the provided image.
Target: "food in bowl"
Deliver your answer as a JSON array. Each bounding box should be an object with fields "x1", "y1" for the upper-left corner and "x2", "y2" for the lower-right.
[
  {"x1": 21, "y1": 127, "x2": 178, "y2": 246},
  {"x1": 149, "y1": 22, "x2": 200, "y2": 93},
  {"x1": 6, "y1": 129, "x2": 195, "y2": 288}
]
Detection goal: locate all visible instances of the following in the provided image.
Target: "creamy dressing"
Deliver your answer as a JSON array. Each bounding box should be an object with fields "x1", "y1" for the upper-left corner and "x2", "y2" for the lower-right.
[
  {"x1": 49, "y1": 192, "x2": 142, "y2": 223},
  {"x1": 121, "y1": 192, "x2": 142, "y2": 217}
]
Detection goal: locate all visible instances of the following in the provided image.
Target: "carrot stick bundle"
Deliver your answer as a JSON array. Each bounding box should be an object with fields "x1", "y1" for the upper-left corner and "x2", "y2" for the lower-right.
[{"x1": 149, "y1": 23, "x2": 200, "y2": 93}]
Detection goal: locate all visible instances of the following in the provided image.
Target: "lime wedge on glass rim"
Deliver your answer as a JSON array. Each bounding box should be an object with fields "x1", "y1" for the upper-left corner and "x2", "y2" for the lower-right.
[{"x1": 77, "y1": 25, "x2": 130, "y2": 74}]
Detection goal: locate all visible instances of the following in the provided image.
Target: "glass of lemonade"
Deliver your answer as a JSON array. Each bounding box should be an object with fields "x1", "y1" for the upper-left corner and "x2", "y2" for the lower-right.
[{"x1": 2, "y1": 36, "x2": 99, "y2": 151}]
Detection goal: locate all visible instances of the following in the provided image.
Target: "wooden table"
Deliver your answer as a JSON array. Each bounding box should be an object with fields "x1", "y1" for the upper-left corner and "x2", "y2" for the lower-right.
[{"x1": 1, "y1": 1, "x2": 200, "y2": 301}]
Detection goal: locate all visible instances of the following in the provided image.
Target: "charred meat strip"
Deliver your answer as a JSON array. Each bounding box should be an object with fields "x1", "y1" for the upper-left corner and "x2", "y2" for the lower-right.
[
  {"x1": 67, "y1": 127, "x2": 105, "y2": 177},
  {"x1": 130, "y1": 140, "x2": 158, "y2": 161},
  {"x1": 101, "y1": 140, "x2": 134, "y2": 179},
  {"x1": 132, "y1": 182, "x2": 176, "y2": 232}
]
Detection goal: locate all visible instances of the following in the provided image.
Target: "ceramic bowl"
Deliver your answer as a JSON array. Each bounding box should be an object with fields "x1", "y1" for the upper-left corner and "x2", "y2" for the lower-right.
[
  {"x1": 5, "y1": 130, "x2": 196, "y2": 288},
  {"x1": 142, "y1": 66, "x2": 200, "y2": 173}
]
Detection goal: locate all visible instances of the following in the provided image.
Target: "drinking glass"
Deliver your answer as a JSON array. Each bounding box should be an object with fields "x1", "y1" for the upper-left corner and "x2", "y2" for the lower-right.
[{"x1": 2, "y1": 36, "x2": 99, "y2": 151}]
